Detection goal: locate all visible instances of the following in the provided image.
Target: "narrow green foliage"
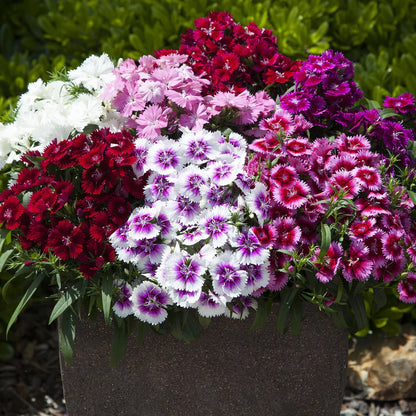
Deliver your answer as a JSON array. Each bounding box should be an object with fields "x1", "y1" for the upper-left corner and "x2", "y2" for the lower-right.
[
  {"x1": 6, "y1": 272, "x2": 44, "y2": 337},
  {"x1": 59, "y1": 308, "x2": 76, "y2": 366}
]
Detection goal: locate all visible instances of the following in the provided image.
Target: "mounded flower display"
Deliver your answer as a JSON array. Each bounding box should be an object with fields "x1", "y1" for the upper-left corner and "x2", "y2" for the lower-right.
[{"x1": 0, "y1": 11, "x2": 415, "y2": 364}]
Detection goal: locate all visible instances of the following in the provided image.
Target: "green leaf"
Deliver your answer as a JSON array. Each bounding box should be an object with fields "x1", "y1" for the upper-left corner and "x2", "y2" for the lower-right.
[
  {"x1": 365, "y1": 98, "x2": 381, "y2": 110},
  {"x1": 137, "y1": 320, "x2": 149, "y2": 347},
  {"x1": 380, "y1": 108, "x2": 398, "y2": 119},
  {"x1": 320, "y1": 223, "x2": 331, "y2": 257},
  {"x1": 101, "y1": 273, "x2": 113, "y2": 325},
  {"x1": 276, "y1": 287, "x2": 299, "y2": 334},
  {"x1": 373, "y1": 287, "x2": 387, "y2": 309},
  {"x1": 6, "y1": 272, "x2": 44, "y2": 337},
  {"x1": 330, "y1": 309, "x2": 348, "y2": 329},
  {"x1": 48, "y1": 285, "x2": 82, "y2": 324},
  {"x1": 181, "y1": 311, "x2": 200, "y2": 344},
  {"x1": 250, "y1": 297, "x2": 271, "y2": 332},
  {"x1": 290, "y1": 299, "x2": 303, "y2": 336},
  {"x1": 198, "y1": 315, "x2": 211, "y2": 328},
  {"x1": 373, "y1": 317, "x2": 388, "y2": 329},
  {"x1": 310, "y1": 21, "x2": 328, "y2": 44},
  {"x1": 0, "y1": 229, "x2": 11, "y2": 253},
  {"x1": 1, "y1": 265, "x2": 28, "y2": 302},
  {"x1": 0, "y1": 249, "x2": 14, "y2": 273},
  {"x1": 407, "y1": 189, "x2": 416, "y2": 205},
  {"x1": 381, "y1": 320, "x2": 401, "y2": 336},
  {"x1": 350, "y1": 294, "x2": 368, "y2": 331},
  {"x1": 110, "y1": 319, "x2": 128, "y2": 367},
  {"x1": 59, "y1": 309, "x2": 76, "y2": 366}
]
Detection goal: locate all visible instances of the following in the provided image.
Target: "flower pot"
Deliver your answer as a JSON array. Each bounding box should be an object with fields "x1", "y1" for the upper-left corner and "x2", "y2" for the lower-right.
[{"x1": 59, "y1": 304, "x2": 348, "y2": 416}]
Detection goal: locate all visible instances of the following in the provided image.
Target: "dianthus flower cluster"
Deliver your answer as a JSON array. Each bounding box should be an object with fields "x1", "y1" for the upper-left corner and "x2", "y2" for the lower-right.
[
  {"x1": 0, "y1": 129, "x2": 144, "y2": 278},
  {"x1": 102, "y1": 52, "x2": 276, "y2": 140},
  {"x1": 0, "y1": 54, "x2": 124, "y2": 167},
  {"x1": 0, "y1": 12, "x2": 415, "y2": 352},
  {"x1": 248, "y1": 108, "x2": 416, "y2": 302},
  {"x1": 110, "y1": 128, "x2": 271, "y2": 323},
  {"x1": 175, "y1": 11, "x2": 300, "y2": 94}
]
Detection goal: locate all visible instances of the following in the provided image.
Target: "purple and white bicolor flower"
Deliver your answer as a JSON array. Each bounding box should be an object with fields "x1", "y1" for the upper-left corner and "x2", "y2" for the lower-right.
[
  {"x1": 196, "y1": 291, "x2": 228, "y2": 317},
  {"x1": 230, "y1": 230, "x2": 270, "y2": 265},
  {"x1": 131, "y1": 238, "x2": 167, "y2": 265},
  {"x1": 144, "y1": 172, "x2": 177, "y2": 202},
  {"x1": 246, "y1": 182, "x2": 271, "y2": 226},
  {"x1": 227, "y1": 296, "x2": 257, "y2": 320},
  {"x1": 112, "y1": 280, "x2": 133, "y2": 318},
  {"x1": 240, "y1": 261, "x2": 271, "y2": 295},
  {"x1": 162, "y1": 251, "x2": 206, "y2": 292},
  {"x1": 147, "y1": 137, "x2": 183, "y2": 174},
  {"x1": 208, "y1": 158, "x2": 242, "y2": 187},
  {"x1": 109, "y1": 223, "x2": 131, "y2": 249},
  {"x1": 167, "y1": 195, "x2": 202, "y2": 225},
  {"x1": 127, "y1": 206, "x2": 161, "y2": 241},
  {"x1": 176, "y1": 226, "x2": 207, "y2": 245},
  {"x1": 168, "y1": 288, "x2": 202, "y2": 308},
  {"x1": 130, "y1": 281, "x2": 170, "y2": 325},
  {"x1": 179, "y1": 128, "x2": 219, "y2": 164},
  {"x1": 209, "y1": 251, "x2": 248, "y2": 299},
  {"x1": 176, "y1": 166, "x2": 208, "y2": 202},
  {"x1": 133, "y1": 137, "x2": 149, "y2": 176},
  {"x1": 203, "y1": 206, "x2": 236, "y2": 248}
]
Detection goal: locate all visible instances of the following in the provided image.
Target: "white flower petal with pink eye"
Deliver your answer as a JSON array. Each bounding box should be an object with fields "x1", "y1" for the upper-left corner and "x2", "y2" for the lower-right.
[
  {"x1": 112, "y1": 280, "x2": 133, "y2": 318},
  {"x1": 227, "y1": 296, "x2": 258, "y2": 320},
  {"x1": 144, "y1": 172, "x2": 177, "y2": 202},
  {"x1": 178, "y1": 128, "x2": 219, "y2": 164},
  {"x1": 246, "y1": 182, "x2": 271, "y2": 226},
  {"x1": 133, "y1": 137, "x2": 150, "y2": 176},
  {"x1": 167, "y1": 195, "x2": 202, "y2": 225},
  {"x1": 168, "y1": 287, "x2": 202, "y2": 308},
  {"x1": 240, "y1": 261, "x2": 271, "y2": 295},
  {"x1": 127, "y1": 206, "x2": 161, "y2": 240},
  {"x1": 124, "y1": 238, "x2": 167, "y2": 269},
  {"x1": 197, "y1": 291, "x2": 228, "y2": 318},
  {"x1": 203, "y1": 206, "x2": 235, "y2": 248},
  {"x1": 209, "y1": 251, "x2": 248, "y2": 299},
  {"x1": 115, "y1": 246, "x2": 141, "y2": 264},
  {"x1": 175, "y1": 166, "x2": 208, "y2": 202},
  {"x1": 163, "y1": 251, "x2": 206, "y2": 292},
  {"x1": 130, "y1": 281, "x2": 170, "y2": 325},
  {"x1": 176, "y1": 226, "x2": 208, "y2": 246},
  {"x1": 152, "y1": 201, "x2": 177, "y2": 242},
  {"x1": 147, "y1": 137, "x2": 184, "y2": 174},
  {"x1": 208, "y1": 159, "x2": 240, "y2": 186},
  {"x1": 109, "y1": 224, "x2": 131, "y2": 249},
  {"x1": 229, "y1": 230, "x2": 270, "y2": 265}
]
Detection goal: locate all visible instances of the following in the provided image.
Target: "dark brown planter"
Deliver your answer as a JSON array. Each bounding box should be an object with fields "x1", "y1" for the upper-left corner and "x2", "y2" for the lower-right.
[{"x1": 59, "y1": 304, "x2": 348, "y2": 416}]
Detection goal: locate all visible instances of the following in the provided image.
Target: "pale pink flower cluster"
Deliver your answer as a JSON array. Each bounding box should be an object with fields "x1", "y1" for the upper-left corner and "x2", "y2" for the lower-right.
[{"x1": 102, "y1": 53, "x2": 276, "y2": 140}]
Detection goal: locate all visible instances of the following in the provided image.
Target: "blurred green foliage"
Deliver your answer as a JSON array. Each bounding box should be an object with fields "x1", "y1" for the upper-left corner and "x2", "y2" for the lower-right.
[
  {"x1": 1, "y1": 0, "x2": 416, "y2": 354},
  {"x1": 1, "y1": 0, "x2": 416, "y2": 116}
]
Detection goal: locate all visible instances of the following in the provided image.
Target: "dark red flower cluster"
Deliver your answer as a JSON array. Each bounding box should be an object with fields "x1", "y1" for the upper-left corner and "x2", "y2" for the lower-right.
[
  {"x1": 172, "y1": 11, "x2": 300, "y2": 94},
  {"x1": 0, "y1": 129, "x2": 144, "y2": 279}
]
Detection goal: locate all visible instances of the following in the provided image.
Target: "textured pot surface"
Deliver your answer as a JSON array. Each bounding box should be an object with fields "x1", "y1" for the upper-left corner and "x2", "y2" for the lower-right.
[{"x1": 60, "y1": 304, "x2": 348, "y2": 416}]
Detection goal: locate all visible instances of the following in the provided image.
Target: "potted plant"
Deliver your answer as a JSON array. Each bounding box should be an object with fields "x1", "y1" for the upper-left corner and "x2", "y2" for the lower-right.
[{"x1": 0, "y1": 11, "x2": 415, "y2": 416}]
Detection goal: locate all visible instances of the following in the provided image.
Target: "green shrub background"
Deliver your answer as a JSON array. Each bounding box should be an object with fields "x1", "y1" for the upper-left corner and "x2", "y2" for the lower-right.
[
  {"x1": 1, "y1": 0, "x2": 416, "y2": 358},
  {"x1": 1, "y1": 0, "x2": 416, "y2": 120}
]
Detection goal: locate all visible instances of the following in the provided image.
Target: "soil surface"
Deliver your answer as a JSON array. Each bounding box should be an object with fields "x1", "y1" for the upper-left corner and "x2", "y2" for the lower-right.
[{"x1": 1, "y1": 304, "x2": 416, "y2": 416}]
